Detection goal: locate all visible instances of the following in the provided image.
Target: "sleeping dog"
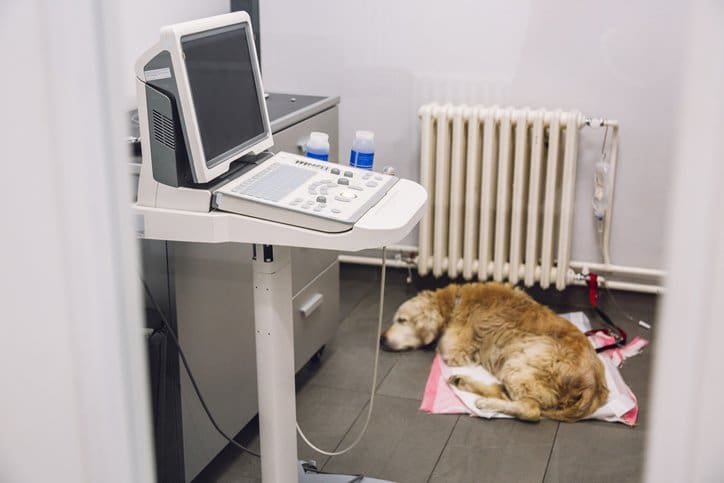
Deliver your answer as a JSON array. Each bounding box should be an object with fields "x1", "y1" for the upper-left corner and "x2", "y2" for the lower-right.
[{"x1": 380, "y1": 282, "x2": 608, "y2": 422}]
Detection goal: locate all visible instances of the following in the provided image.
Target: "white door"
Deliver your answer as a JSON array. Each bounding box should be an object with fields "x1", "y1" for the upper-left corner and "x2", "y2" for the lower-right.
[
  {"x1": 645, "y1": 1, "x2": 724, "y2": 482},
  {"x1": 0, "y1": 1, "x2": 155, "y2": 482}
]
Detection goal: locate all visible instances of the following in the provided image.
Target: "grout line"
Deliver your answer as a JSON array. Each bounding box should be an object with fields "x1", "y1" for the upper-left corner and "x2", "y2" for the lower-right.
[
  {"x1": 319, "y1": 395, "x2": 373, "y2": 472},
  {"x1": 541, "y1": 422, "x2": 561, "y2": 483},
  {"x1": 316, "y1": 363, "x2": 399, "y2": 471},
  {"x1": 426, "y1": 416, "x2": 460, "y2": 483}
]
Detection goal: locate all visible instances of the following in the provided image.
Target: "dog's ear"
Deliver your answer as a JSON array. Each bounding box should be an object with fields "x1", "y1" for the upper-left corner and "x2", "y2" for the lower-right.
[{"x1": 416, "y1": 305, "x2": 444, "y2": 345}]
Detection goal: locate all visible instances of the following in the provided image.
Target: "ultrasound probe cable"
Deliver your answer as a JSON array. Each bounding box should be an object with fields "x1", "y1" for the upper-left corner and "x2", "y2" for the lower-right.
[
  {"x1": 295, "y1": 247, "x2": 388, "y2": 456},
  {"x1": 141, "y1": 278, "x2": 261, "y2": 458},
  {"x1": 143, "y1": 245, "x2": 389, "y2": 461}
]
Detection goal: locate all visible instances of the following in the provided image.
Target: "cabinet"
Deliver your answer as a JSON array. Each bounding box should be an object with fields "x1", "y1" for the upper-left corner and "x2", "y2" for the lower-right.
[{"x1": 138, "y1": 94, "x2": 342, "y2": 482}]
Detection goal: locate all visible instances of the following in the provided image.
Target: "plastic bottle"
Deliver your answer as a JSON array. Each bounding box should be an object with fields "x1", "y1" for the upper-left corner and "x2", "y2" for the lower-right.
[
  {"x1": 349, "y1": 130, "x2": 375, "y2": 169},
  {"x1": 306, "y1": 132, "x2": 330, "y2": 161}
]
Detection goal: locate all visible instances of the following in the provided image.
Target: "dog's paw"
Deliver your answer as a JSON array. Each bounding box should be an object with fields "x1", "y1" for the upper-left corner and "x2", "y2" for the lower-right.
[
  {"x1": 448, "y1": 375, "x2": 463, "y2": 387},
  {"x1": 474, "y1": 397, "x2": 495, "y2": 411},
  {"x1": 447, "y1": 374, "x2": 474, "y2": 392}
]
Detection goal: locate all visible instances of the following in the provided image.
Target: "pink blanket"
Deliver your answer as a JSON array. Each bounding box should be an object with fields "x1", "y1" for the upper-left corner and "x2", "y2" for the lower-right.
[{"x1": 420, "y1": 312, "x2": 648, "y2": 426}]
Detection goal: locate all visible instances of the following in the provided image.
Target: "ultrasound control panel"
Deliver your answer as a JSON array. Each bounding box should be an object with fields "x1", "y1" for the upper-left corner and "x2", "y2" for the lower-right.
[{"x1": 213, "y1": 152, "x2": 398, "y2": 233}]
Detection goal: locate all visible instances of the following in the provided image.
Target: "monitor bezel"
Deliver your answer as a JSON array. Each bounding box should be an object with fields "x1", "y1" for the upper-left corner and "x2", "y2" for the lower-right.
[{"x1": 158, "y1": 12, "x2": 272, "y2": 184}]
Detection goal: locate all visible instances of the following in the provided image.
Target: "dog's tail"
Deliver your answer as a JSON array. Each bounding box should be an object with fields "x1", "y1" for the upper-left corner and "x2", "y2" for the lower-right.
[{"x1": 542, "y1": 365, "x2": 609, "y2": 422}]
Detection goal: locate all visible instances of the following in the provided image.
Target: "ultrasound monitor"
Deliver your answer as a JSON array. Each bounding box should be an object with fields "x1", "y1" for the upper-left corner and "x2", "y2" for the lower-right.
[{"x1": 135, "y1": 12, "x2": 272, "y2": 185}]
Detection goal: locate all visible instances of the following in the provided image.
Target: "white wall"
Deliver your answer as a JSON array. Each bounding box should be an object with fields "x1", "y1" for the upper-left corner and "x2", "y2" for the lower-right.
[
  {"x1": 261, "y1": 0, "x2": 687, "y2": 269},
  {"x1": 118, "y1": 0, "x2": 230, "y2": 109}
]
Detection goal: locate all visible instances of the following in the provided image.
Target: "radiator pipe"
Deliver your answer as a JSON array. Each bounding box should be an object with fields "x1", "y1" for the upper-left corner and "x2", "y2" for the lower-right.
[
  {"x1": 339, "y1": 255, "x2": 664, "y2": 294},
  {"x1": 570, "y1": 278, "x2": 663, "y2": 295},
  {"x1": 569, "y1": 261, "x2": 665, "y2": 279}
]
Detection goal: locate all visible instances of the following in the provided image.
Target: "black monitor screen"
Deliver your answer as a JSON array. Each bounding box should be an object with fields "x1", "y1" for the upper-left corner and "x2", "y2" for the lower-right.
[{"x1": 181, "y1": 24, "x2": 265, "y2": 166}]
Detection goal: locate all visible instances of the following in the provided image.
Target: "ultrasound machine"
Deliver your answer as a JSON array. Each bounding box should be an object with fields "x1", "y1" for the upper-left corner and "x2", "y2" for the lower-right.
[{"x1": 133, "y1": 12, "x2": 426, "y2": 482}]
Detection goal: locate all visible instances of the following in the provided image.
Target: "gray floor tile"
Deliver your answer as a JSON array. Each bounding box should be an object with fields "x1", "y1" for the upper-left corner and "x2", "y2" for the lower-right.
[
  {"x1": 336, "y1": 282, "x2": 417, "y2": 340},
  {"x1": 323, "y1": 395, "x2": 458, "y2": 483},
  {"x1": 429, "y1": 416, "x2": 558, "y2": 483},
  {"x1": 194, "y1": 446, "x2": 260, "y2": 483},
  {"x1": 305, "y1": 337, "x2": 400, "y2": 393},
  {"x1": 340, "y1": 278, "x2": 376, "y2": 322},
  {"x1": 195, "y1": 385, "x2": 371, "y2": 482},
  {"x1": 295, "y1": 383, "x2": 372, "y2": 468},
  {"x1": 544, "y1": 420, "x2": 645, "y2": 483},
  {"x1": 377, "y1": 349, "x2": 436, "y2": 401},
  {"x1": 306, "y1": 284, "x2": 413, "y2": 393},
  {"x1": 448, "y1": 415, "x2": 559, "y2": 449},
  {"x1": 430, "y1": 443, "x2": 553, "y2": 483}
]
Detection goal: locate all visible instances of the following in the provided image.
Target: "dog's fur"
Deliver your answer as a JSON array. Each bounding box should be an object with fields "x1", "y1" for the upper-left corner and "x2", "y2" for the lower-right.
[{"x1": 381, "y1": 282, "x2": 608, "y2": 422}]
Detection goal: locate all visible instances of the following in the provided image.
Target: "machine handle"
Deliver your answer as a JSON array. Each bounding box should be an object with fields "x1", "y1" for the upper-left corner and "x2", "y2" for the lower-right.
[{"x1": 299, "y1": 293, "x2": 324, "y2": 318}]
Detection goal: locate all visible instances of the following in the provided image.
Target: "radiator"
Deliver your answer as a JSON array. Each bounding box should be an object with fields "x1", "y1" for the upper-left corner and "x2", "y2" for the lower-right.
[{"x1": 417, "y1": 104, "x2": 583, "y2": 290}]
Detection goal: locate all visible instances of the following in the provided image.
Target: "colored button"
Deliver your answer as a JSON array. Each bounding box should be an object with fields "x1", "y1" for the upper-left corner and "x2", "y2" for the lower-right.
[
  {"x1": 316, "y1": 195, "x2": 327, "y2": 203},
  {"x1": 344, "y1": 171, "x2": 353, "y2": 177},
  {"x1": 331, "y1": 168, "x2": 340, "y2": 175},
  {"x1": 337, "y1": 178, "x2": 350, "y2": 185}
]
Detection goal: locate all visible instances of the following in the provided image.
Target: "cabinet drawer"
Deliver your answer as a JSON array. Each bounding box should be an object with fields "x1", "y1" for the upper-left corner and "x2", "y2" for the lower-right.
[
  {"x1": 293, "y1": 260, "x2": 340, "y2": 369},
  {"x1": 292, "y1": 247, "x2": 338, "y2": 296}
]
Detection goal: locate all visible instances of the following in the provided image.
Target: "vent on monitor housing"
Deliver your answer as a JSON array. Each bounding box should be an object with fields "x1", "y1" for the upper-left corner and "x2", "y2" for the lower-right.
[{"x1": 152, "y1": 109, "x2": 176, "y2": 150}]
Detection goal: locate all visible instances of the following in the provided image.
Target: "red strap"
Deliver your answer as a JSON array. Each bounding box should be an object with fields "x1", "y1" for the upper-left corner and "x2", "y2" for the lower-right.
[{"x1": 587, "y1": 272, "x2": 598, "y2": 307}]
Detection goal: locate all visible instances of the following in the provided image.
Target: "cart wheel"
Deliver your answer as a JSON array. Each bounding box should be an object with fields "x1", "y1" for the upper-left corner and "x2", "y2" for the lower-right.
[{"x1": 312, "y1": 345, "x2": 325, "y2": 362}]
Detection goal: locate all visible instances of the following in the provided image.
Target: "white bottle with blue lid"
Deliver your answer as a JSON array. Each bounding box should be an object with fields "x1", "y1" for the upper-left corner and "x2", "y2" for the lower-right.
[
  {"x1": 349, "y1": 130, "x2": 375, "y2": 169},
  {"x1": 306, "y1": 131, "x2": 330, "y2": 161}
]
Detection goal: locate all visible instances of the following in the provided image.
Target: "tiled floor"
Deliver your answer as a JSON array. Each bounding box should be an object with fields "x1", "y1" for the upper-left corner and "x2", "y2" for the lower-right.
[{"x1": 196, "y1": 265, "x2": 658, "y2": 483}]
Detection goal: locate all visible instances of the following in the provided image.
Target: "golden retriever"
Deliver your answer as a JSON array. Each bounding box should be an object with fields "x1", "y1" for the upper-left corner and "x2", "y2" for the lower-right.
[{"x1": 380, "y1": 282, "x2": 608, "y2": 422}]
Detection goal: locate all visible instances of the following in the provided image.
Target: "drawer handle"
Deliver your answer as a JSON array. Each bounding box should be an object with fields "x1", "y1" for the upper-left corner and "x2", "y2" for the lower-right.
[{"x1": 299, "y1": 293, "x2": 324, "y2": 318}]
